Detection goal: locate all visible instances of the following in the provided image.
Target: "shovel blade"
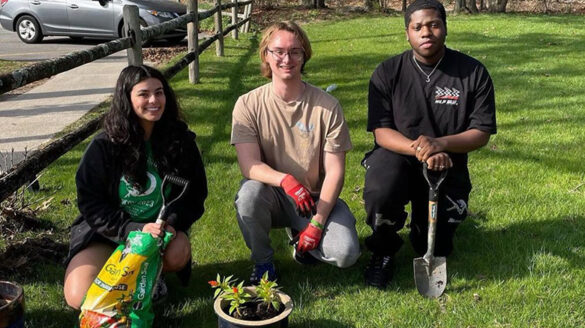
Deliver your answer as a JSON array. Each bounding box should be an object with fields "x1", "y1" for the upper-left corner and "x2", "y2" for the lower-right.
[{"x1": 413, "y1": 256, "x2": 447, "y2": 298}]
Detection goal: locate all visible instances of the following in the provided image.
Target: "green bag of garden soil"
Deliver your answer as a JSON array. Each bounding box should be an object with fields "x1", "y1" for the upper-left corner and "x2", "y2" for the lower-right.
[{"x1": 79, "y1": 231, "x2": 172, "y2": 328}]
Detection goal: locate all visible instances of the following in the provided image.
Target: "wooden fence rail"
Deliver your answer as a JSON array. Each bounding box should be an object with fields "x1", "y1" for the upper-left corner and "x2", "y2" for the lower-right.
[
  {"x1": 0, "y1": 38, "x2": 131, "y2": 95},
  {"x1": 0, "y1": 0, "x2": 253, "y2": 201}
]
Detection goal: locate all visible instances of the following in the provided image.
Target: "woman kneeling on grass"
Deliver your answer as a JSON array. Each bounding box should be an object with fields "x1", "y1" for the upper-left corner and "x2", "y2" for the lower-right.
[{"x1": 63, "y1": 65, "x2": 208, "y2": 309}]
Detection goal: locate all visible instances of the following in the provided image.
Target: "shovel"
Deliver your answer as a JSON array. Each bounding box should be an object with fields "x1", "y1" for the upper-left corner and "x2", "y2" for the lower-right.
[
  {"x1": 155, "y1": 175, "x2": 190, "y2": 227},
  {"x1": 414, "y1": 162, "x2": 448, "y2": 298},
  {"x1": 153, "y1": 174, "x2": 190, "y2": 284}
]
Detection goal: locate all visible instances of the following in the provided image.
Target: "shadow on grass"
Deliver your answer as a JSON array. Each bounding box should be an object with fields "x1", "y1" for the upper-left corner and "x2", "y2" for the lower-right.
[
  {"x1": 310, "y1": 33, "x2": 400, "y2": 44},
  {"x1": 453, "y1": 213, "x2": 585, "y2": 274},
  {"x1": 170, "y1": 36, "x2": 260, "y2": 166},
  {"x1": 382, "y1": 213, "x2": 585, "y2": 294},
  {"x1": 26, "y1": 308, "x2": 78, "y2": 327}
]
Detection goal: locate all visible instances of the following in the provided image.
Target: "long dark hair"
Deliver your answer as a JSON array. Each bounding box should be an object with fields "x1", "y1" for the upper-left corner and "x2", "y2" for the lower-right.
[{"x1": 103, "y1": 65, "x2": 188, "y2": 189}]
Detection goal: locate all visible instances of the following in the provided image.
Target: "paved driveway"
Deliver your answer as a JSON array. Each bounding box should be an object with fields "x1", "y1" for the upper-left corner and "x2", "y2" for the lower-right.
[
  {"x1": 0, "y1": 25, "x2": 125, "y2": 61},
  {"x1": 0, "y1": 25, "x2": 187, "y2": 61}
]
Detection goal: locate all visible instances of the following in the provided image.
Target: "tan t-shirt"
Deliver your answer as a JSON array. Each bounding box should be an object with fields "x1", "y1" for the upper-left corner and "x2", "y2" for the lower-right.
[{"x1": 231, "y1": 82, "x2": 352, "y2": 193}]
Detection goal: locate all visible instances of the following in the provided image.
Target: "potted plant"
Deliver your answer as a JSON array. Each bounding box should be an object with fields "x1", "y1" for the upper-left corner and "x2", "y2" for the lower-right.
[
  {"x1": 0, "y1": 281, "x2": 25, "y2": 328},
  {"x1": 209, "y1": 273, "x2": 293, "y2": 328}
]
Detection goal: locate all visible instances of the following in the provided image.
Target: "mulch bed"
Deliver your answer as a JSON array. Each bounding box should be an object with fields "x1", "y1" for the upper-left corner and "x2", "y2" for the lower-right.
[
  {"x1": 0, "y1": 201, "x2": 68, "y2": 277},
  {"x1": 143, "y1": 45, "x2": 188, "y2": 66},
  {"x1": 0, "y1": 236, "x2": 68, "y2": 276}
]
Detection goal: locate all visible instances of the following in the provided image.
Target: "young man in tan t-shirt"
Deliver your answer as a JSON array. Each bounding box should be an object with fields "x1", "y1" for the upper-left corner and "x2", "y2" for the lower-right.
[{"x1": 231, "y1": 21, "x2": 360, "y2": 284}]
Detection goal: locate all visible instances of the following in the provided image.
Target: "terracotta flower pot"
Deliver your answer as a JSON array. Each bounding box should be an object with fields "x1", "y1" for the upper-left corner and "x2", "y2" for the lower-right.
[
  {"x1": 213, "y1": 286, "x2": 293, "y2": 328},
  {"x1": 0, "y1": 281, "x2": 25, "y2": 328}
]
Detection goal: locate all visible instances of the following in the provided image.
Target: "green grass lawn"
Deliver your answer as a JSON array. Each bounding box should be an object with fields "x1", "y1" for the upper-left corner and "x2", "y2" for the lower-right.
[{"x1": 5, "y1": 13, "x2": 585, "y2": 327}]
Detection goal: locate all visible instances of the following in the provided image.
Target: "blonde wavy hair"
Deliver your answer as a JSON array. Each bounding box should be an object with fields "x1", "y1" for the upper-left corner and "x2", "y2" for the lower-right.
[{"x1": 259, "y1": 21, "x2": 312, "y2": 79}]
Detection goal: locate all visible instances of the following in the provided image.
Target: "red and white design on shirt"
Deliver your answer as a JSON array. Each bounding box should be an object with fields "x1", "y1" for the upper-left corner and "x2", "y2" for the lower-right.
[{"x1": 435, "y1": 86, "x2": 460, "y2": 105}]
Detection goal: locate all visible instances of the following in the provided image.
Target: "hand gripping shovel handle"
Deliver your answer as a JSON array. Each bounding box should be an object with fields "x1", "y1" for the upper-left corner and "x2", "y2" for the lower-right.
[
  {"x1": 155, "y1": 175, "x2": 190, "y2": 226},
  {"x1": 422, "y1": 163, "x2": 448, "y2": 262}
]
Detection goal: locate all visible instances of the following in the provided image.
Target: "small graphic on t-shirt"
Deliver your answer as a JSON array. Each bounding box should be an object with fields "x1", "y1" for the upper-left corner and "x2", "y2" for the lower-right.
[
  {"x1": 435, "y1": 86, "x2": 460, "y2": 106},
  {"x1": 121, "y1": 172, "x2": 157, "y2": 198},
  {"x1": 296, "y1": 122, "x2": 314, "y2": 134},
  {"x1": 119, "y1": 171, "x2": 163, "y2": 220}
]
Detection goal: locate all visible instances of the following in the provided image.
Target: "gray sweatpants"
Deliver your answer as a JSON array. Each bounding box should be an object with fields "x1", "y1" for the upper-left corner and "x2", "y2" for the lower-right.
[{"x1": 235, "y1": 179, "x2": 361, "y2": 268}]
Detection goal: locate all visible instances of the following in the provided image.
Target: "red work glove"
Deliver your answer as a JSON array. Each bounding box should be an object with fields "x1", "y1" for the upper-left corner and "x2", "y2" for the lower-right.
[
  {"x1": 296, "y1": 222, "x2": 323, "y2": 253},
  {"x1": 280, "y1": 174, "x2": 316, "y2": 218}
]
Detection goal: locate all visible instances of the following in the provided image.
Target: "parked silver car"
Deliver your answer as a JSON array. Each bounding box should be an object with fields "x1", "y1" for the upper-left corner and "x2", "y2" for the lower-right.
[{"x1": 0, "y1": 0, "x2": 186, "y2": 43}]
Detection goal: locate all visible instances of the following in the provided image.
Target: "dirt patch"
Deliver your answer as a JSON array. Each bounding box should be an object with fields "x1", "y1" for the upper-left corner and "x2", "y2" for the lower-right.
[
  {"x1": 0, "y1": 236, "x2": 68, "y2": 276},
  {"x1": 0, "y1": 196, "x2": 68, "y2": 277},
  {"x1": 252, "y1": 3, "x2": 371, "y2": 29},
  {"x1": 229, "y1": 301, "x2": 284, "y2": 321},
  {"x1": 0, "y1": 206, "x2": 44, "y2": 237},
  {"x1": 143, "y1": 45, "x2": 189, "y2": 66}
]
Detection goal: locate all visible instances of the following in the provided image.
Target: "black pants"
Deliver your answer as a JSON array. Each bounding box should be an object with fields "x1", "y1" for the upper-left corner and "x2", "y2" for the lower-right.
[{"x1": 362, "y1": 147, "x2": 471, "y2": 257}]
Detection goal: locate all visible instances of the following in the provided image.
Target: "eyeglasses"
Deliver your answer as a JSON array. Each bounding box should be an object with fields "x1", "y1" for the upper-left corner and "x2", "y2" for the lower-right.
[{"x1": 266, "y1": 48, "x2": 304, "y2": 61}]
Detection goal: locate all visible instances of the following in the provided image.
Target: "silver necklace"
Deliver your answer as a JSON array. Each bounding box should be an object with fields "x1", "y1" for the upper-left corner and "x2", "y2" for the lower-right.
[{"x1": 412, "y1": 55, "x2": 444, "y2": 83}]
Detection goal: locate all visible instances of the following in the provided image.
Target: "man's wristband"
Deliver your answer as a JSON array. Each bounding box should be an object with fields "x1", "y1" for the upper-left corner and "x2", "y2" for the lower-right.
[{"x1": 310, "y1": 218, "x2": 324, "y2": 230}]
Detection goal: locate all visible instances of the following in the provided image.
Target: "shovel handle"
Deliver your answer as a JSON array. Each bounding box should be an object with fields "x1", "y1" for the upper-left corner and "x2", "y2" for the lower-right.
[
  {"x1": 422, "y1": 163, "x2": 448, "y2": 202},
  {"x1": 155, "y1": 175, "x2": 190, "y2": 225},
  {"x1": 424, "y1": 200, "x2": 438, "y2": 262}
]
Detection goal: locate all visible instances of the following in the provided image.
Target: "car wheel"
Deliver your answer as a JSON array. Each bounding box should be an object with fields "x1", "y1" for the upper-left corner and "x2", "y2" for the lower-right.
[{"x1": 16, "y1": 15, "x2": 44, "y2": 44}]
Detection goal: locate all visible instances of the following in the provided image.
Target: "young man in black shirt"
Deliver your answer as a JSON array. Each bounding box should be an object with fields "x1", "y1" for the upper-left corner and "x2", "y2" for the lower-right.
[{"x1": 362, "y1": 0, "x2": 497, "y2": 289}]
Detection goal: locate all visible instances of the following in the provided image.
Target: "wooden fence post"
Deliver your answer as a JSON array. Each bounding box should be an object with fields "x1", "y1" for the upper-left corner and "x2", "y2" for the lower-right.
[
  {"x1": 243, "y1": 1, "x2": 252, "y2": 33},
  {"x1": 215, "y1": 0, "x2": 224, "y2": 56},
  {"x1": 187, "y1": 0, "x2": 199, "y2": 83},
  {"x1": 231, "y1": 0, "x2": 239, "y2": 40},
  {"x1": 123, "y1": 5, "x2": 143, "y2": 66},
  {"x1": 240, "y1": 3, "x2": 249, "y2": 33}
]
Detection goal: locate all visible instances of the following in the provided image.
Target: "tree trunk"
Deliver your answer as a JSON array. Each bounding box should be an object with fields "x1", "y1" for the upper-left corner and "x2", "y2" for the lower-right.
[
  {"x1": 365, "y1": 0, "x2": 374, "y2": 10},
  {"x1": 299, "y1": 0, "x2": 325, "y2": 8},
  {"x1": 487, "y1": 0, "x2": 497, "y2": 12},
  {"x1": 468, "y1": 0, "x2": 479, "y2": 13},
  {"x1": 497, "y1": 0, "x2": 508, "y2": 12},
  {"x1": 402, "y1": 0, "x2": 407, "y2": 12},
  {"x1": 480, "y1": 0, "x2": 487, "y2": 11},
  {"x1": 454, "y1": 0, "x2": 466, "y2": 12}
]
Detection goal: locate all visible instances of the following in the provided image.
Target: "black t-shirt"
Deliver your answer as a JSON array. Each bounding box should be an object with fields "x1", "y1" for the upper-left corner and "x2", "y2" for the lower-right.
[{"x1": 367, "y1": 47, "x2": 497, "y2": 167}]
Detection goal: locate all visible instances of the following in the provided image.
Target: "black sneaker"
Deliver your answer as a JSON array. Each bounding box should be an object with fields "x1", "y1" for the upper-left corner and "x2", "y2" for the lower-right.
[
  {"x1": 152, "y1": 278, "x2": 168, "y2": 304},
  {"x1": 364, "y1": 254, "x2": 393, "y2": 290},
  {"x1": 293, "y1": 247, "x2": 320, "y2": 265},
  {"x1": 249, "y1": 262, "x2": 277, "y2": 285}
]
